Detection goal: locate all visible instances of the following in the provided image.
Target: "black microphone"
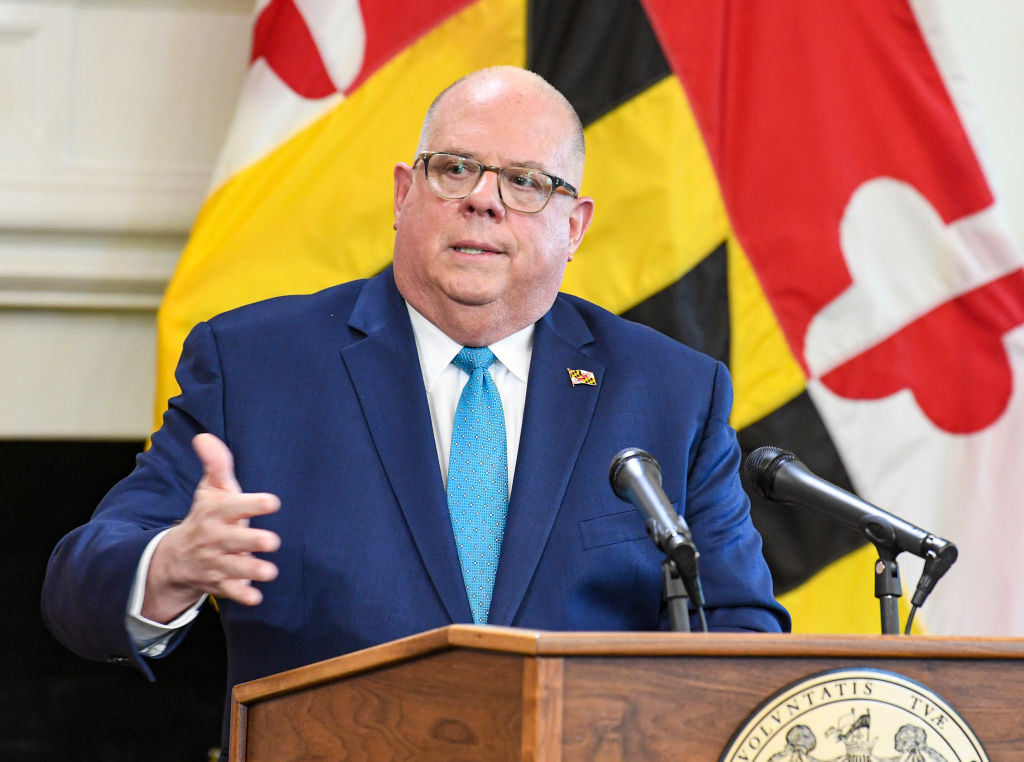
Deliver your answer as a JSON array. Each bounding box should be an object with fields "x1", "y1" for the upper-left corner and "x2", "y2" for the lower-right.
[
  {"x1": 742, "y1": 446, "x2": 957, "y2": 608},
  {"x1": 609, "y1": 448, "x2": 704, "y2": 608}
]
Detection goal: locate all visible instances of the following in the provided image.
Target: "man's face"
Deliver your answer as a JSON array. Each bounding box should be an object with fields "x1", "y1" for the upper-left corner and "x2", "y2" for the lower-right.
[{"x1": 392, "y1": 73, "x2": 594, "y2": 346}]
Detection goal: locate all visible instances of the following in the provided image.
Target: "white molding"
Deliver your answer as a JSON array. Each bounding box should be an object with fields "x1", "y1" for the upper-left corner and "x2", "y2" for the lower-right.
[
  {"x1": 0, "y1": 165, "x2": 213, "y2": 233},
  {"x1": 0, "y1": 231, "x2": 181, "y2": 310},
  {"x1": 0, "y1": 0, "x2": 251, "y2": 232}
]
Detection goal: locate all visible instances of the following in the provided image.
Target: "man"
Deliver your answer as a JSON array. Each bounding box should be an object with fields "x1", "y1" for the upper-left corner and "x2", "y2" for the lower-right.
[{"x1": 43, "y1": 66, "x2": 788, "y2": 751}]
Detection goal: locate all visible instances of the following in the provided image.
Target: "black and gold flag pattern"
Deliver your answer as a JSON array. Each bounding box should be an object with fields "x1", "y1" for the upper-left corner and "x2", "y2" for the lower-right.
[{"x1": 527, "y1": 0, "x2": 870, "y2": 627}]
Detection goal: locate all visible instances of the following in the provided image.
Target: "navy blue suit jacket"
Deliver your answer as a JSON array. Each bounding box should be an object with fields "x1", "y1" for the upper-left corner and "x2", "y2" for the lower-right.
[{"x1": 43, "y1": 266, "x2": 787, "y2": 696}]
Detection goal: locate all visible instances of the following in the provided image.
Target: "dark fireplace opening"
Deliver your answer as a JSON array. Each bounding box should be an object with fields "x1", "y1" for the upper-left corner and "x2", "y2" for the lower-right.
[{"x1": 3, "y1": 440, "x2": 226, "y2": 761}]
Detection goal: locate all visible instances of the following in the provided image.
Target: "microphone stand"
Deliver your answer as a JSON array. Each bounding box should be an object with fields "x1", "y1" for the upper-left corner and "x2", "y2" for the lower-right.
[
  {"x1": 873, "y1": 546, "x2": 903, "y2": 635},
  {"x1": 860, "y1": 515, "x2": 906, "y2": 634},
  {"x1": 662, "y1": 559, "x2": 691, "y2": 632},
  {"x1": 647, "y1": 520, "x2": 707, "y2": 633}
]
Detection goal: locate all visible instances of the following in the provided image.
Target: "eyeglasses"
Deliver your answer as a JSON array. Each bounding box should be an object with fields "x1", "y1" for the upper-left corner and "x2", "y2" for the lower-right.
[{"x1": 415, "y1": 151, "x2": 578, "y2": 214}]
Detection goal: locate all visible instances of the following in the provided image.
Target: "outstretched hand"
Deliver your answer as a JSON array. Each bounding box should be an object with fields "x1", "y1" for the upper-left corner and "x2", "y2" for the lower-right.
[{"x1": 141, "y1": 434, "x2": 281, "y2": 623}]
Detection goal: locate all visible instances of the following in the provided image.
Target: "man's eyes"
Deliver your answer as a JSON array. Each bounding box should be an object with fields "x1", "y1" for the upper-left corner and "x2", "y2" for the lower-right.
[
  {"x1": 440, "y1": 159, "x2": 471, "y2": 175},
  {"x1": 507, "y1": 170, "x2": 539, "y2": 189}
]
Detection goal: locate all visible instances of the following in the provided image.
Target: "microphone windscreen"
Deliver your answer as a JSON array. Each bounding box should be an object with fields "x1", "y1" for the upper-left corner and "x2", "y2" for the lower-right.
[
  {"x1": 608, "y1": 447, "x2": 661, "y2": 498},
  {"x1": 741, "y1": 446, "x2": 795, "y2": 498}
]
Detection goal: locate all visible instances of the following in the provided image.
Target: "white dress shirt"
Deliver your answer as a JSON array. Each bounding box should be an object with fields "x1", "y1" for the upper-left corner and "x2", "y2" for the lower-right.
[
  {"x1": 406, "y1": 303, "x2": 532, "y2": 489},
  {"x1": 126, "y1": 302, "x2": 534, "y2": 653}
]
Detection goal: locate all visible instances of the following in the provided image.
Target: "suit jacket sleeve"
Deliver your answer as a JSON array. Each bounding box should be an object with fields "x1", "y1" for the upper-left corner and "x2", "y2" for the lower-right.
[
  {"x1": 681, "y1": 360, "x2": 789, "y2": 632},
  {"x1": 41, "y1": 321, "x2": 226, "y2": 678}
]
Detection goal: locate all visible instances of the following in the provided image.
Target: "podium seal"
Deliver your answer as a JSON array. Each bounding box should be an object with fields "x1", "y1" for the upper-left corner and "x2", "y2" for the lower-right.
[{"x1": 719, "y1": 668, "x2": 988, "y2": 761}]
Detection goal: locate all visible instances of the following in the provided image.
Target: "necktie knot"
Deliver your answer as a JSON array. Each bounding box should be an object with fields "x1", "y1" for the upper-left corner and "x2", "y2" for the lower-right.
[{"x1": 453, "y1": 346, "x2": 496, "y2": 374}]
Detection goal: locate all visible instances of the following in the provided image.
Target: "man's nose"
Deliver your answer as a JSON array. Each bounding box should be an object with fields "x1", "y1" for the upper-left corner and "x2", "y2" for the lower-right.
[{"x1": 462, "y1": 168, "x2": 506, "y2": 220}]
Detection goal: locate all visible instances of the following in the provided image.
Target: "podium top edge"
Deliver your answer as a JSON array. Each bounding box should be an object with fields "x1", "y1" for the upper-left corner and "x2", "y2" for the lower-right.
[{"x1": 232, "y1": 626, "x2": 1024, "y2": 705}]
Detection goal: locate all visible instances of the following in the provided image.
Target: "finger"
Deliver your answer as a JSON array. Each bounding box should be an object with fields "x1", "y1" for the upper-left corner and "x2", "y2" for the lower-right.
[
  {"x1": 216, "y1": 579, "x2": 264, "y2": 607},
  {"x1": 214, "y1": 555, "x2": 279, "y2": 586},
  {"x1": 193, "y1": 491, "x2": 281, "y2": 524},
  {"x1": 214, "y1": 526, "x2": 282, "y2": 555},
  {"x1": 206, "y1": 559, "x2": 279, "y2": 606},
  {"x1": 193, "y1": 433, "x2": 241, "y2": 493}
]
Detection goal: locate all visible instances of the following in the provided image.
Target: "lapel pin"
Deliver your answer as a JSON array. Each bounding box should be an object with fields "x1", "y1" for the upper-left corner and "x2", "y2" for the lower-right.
[{"x1": 567, "y1": 368, "x2": 597, "y2": 387}]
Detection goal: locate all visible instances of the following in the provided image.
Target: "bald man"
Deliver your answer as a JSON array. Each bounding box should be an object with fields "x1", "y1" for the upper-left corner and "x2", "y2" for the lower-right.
[{"x1": 44, "y1": 67, "x2": 788, "y2": 756}]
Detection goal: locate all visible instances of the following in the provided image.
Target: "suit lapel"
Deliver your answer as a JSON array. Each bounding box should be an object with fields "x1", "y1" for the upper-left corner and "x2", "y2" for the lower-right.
[
  {"x1": 341, "y1": 269, "x2": 472, "y2": 623},
  {"x1": 487, "y1": 296, "x2": 604, "y2": 625}
]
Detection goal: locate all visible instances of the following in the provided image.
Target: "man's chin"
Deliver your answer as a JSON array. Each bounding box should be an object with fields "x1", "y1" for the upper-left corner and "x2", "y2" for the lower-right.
[
  {"x1": 440, "y1": 274, "x2": 505, "y2": 308},
  {"x1": 446, "y1": 289, "x2": 501, "y2": 309}
]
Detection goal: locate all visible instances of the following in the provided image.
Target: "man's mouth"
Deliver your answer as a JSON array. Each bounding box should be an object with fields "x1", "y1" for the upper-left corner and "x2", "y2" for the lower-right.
[{"x1": 453, "y1": 246, "x2": 488, "y2": 254}]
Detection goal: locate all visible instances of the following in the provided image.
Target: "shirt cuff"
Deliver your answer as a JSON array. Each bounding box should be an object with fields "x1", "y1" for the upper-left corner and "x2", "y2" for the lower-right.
[{"x1": 125, "y1": 528, "x2": 205, "y2": 657}]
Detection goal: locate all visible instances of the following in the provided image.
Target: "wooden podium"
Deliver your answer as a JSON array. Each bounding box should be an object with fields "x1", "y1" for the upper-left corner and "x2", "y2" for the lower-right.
[{"x1": 230, "y1": 626, "x2": 1024, "y2": 761}]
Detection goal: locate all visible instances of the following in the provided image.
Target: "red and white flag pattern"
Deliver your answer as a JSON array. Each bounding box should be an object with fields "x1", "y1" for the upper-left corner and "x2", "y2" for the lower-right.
[
  {"x1": 644, "y1": 0, "x2": 1024, "y2": 634},
  {"x1": 209, "y1": 0, "x2": 474, "y2": 188}
]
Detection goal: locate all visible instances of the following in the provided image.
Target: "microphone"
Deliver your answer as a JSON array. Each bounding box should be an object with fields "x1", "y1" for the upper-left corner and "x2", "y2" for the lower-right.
[
  {"x1": 742, "y1": 446, "x2": 957, "y2": 608},
  {"x1": 609, "y1": 448, "x2": 704, "y2": 608}
]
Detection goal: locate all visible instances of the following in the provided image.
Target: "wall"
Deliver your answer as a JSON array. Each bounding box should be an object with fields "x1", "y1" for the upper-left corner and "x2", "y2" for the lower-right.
[
  {"x1": 0, "y1": 2, "x2": 251, "y2": 758},
  {"x1": 0, "y1": 0, "x2": 250, "y2": 439}
]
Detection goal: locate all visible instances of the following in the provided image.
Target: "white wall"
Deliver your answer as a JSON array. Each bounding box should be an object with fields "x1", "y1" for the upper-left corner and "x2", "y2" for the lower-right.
[
  {"x1": 0, "y1": 0, "x2": 1021, "y2": 439},
  {"x1": 0, "y1": 0, "x2": 251, "y2": 438}
]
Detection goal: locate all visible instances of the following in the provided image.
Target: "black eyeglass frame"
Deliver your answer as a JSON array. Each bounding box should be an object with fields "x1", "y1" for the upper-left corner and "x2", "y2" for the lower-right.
[{"x1": 414, "y1": 151, "x2": 578, "y2": 213}]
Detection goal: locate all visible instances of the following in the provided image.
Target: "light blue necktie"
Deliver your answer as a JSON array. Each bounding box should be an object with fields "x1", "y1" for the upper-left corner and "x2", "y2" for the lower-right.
[{"x1": 447, "y1": 346, "x2": 509, "y2": 624}]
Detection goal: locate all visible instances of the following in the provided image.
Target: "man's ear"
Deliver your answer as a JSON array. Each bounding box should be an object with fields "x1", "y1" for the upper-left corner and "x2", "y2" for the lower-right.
[
  {"x1": 393, "y1": 162, "x2": 414, "y2": 222},
  {"x1": 565, "y1": 196, "x2": 595, "y2": 261}
]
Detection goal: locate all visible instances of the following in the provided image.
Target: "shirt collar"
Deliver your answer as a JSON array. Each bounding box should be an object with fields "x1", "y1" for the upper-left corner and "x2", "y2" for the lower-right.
[{"x1": 406, "y1": 303, "x2": 534, "y2": 388}]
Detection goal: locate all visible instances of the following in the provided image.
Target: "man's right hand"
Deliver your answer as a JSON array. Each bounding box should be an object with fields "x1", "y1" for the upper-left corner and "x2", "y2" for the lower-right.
[{"x1": 141, "y1": 433, "x2": 281, "y2": 623}]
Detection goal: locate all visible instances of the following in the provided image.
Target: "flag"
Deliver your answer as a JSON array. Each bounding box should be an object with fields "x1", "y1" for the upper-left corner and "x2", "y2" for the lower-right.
[
  {"x1": 642, "y1": 0, "x2": 1024, "y2": 635},
  {"x1": 567, "y1": 369, "x2": 597, "y2": 387},
  {"x1": 157, "y1": 0, "x2": 1023, "y2": 635}
]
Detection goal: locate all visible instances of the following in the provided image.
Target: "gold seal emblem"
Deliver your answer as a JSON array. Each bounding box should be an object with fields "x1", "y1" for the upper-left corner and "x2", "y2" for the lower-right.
[{"x1": 720, "y1": 668, "x2": 989, "y2": 761}]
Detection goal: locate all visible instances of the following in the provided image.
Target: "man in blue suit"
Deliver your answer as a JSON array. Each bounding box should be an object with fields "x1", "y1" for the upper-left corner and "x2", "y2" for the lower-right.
[{"x1": 43, "y1": 65, "x2": 788, "y2": 747}]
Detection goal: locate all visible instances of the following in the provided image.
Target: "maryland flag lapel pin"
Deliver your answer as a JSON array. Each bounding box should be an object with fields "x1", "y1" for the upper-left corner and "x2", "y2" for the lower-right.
[{"x1": 567, "y1": 368, "x2": 597, "y2": 387}]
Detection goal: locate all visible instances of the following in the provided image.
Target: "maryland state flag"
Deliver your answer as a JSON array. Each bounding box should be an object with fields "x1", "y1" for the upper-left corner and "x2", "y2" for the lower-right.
[{"x1": 157, "y1": 0, "x2": 1024, "y2": 635}]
